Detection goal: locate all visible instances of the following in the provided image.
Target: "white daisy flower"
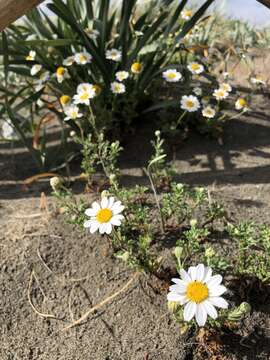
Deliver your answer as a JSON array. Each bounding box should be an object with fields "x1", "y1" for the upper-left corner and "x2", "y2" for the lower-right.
[
  {"x1": 26, "y1": 50, "x2": 36, "y2": 61},
  {"x1": 181, "y1": 9, "x2": 192, "y2": 20},
  {"x1": 167, "y1": 264, "x2": 228, "y2": 327},
  {"x1": 213, "y1": 88, "x2": 229, "y2": 100},
  {"x1": 135, "y1": 31, "x2": 144, "y2": 36},
  {"x1": 106, "y1": 48, "x2": 122, "y2": 62},
  {"x1": 63, "y1": 56, "x2": 75, "y2": 66},
  {"x1": 56, "y1": 67, "x2": 68, "y2": 83},
  {"x1": 84, "y1": 28, "x2": 100, "y2": 40},
  {"x1": 162, "y1": 69, "x2": 182, "y2": 83},
  {"x1": 193, "y1": 87, "x2": 202, "y2": 96},
  {"x1": 250, "y1": 76, "x2": 265, "y2": 86},
  {"x1": 180, "y1": 95, "x2": 200, "y2": 112},
  {"x1": 64, "y1": 105, "x2": 83, "y2": 121},
  {"x1": 188, "y1": 62, "x2": 204, "y2": 75},
  {"x1": 235, "y1": 98, "x2": 248, "y2": 111},
  {"x1": 84, "y1": 196, "x2": 125, "y2": 234},
  {"x1": 30, "y1": 64, "x2": 42, "y2": 76},
  {"x1": 220, "y1": 83, "x2": 232, "y2": 93},
  {"x1": 202, "y1": 106, "x2": 216, "y2": 118},
  {"x1": 115, "y1": 71, "x2": 129, "y2": 82},
  {"x1": 74, "y1": 52, "x2": 92, "y2": 65},
  {"x1": 111, "y1": 81, "x2": 126, "y2": 94},
  {"x1": 73, "y1": 83, "x2": 96, "y2": 106}
]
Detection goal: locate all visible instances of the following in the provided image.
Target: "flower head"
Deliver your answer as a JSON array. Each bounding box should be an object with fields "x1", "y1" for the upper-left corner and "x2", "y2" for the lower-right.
[
  {"x1": 84, "y1": 28, "x2": 100, "y2": 40},
  {"x1": 63, "y1": 56, "x2": 75, "y2": 67},
  {"x1": 1, "y1": 121, "x2": 15, "y2": 139},
  {"x1": 167, "y1": 264, "x2": 228, "y2": 327},
  {"x1": 115, "y1": 71, "x2": 129, "y2": 82},
  {"x1": 181, "y1": 9, "x2": 192, "y2": 20},
  {"x1": 235, "y1": 98, "x2": 248, "y2": 111},
  {"x1": 74, "y1": 52, "x2": 92, "y2": 65},
  {"x1": 188, "y1": 62, "x2": 204, "y2": 75},
  {"x1": 193, "y1": 87, "x2": 202, "y2": 96},
  {"x1": 73, "y1": 83, "x2": 96, "y2": 105},
  {"x1": 111, "y1": 81, "x2": 126, "y2": 94},
  {"x1": 56, "y1": 67, "x2": 68, "y2": 83},
  {"x1": 220, "y1": 83, "x2": 232, "y2": 93},
  {"x1": 131, "y1": 62, "x2": 143, "y2": 74},
  {"x1": 250, "y1": 75, "x2": 265, "y2": 85},
  {"x1": 26, "y1": 50, "x2": 36, "y2": 61},
  {"x1": 180, "y1": 95, "x2": 200, "y2": 112},
  {"x1": 30, "y1": 64, "x2": 42, "y2": 76},
  {"x1": 60, "y1": 95, "x2": 71, "y2": 107},
  {"x1": 64, "y1": 105, "x2": 83, "y2": 121},
  {"x1": 162, "y1": 69, "x2": 182, "y2": 83},
  {"x1": 202, "y1": 106, "x2": 216, "y2": 119},
  {"x1": 106, "y1": 48, "x2": 122, "y2": 62},
  {"x1": 213, "y1": 88, "x2": 229, "y2": 100},
  {"x1": 84, "y1": 196, "x2": 124, "y2": 234}
]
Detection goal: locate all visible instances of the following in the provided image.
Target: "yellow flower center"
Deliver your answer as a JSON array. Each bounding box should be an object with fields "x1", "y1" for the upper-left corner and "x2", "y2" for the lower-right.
[
  {"x1": 71, "y1": 111, "x2": 77, "y2": 119},
  {"x1": 186, "y1": 100, "x2": 194, "y2": 108},
  {"x1": 114, "y1": 85, "x2": 121, "y2": 92},
  {"x1": 80, "y1": 54, "x2": 87, "y2": 62},
  {"x1": 238, "y1": 98, "x2": 246, "y2": 106},
  {"x1": 168, "y1": 73, "x2": 176, "y2": 79},
  {"x1": 96, "y1": 208, "x2": 113, "y2": 223},
  {"x1": 80, "y1": 92, "x2": 89, "y2": 100},
  {"x1": 191, "y1": 63, "x2": 200, "y2": 71},
  {"x1": 186, "y1": 281, "x2": 209, "y2": 303},
  {"x1": 60, "y1": 95, "x2": 71, "y2": 105},
  {"x1": 131, "y1": 62, "x2": 142, "y2": 73},
  {"x1": 184, "y1": 10, "x2": 192, "y2": 17},
  {"x1": 57, "y1": 67, "x2": 65, "y2": 76}
]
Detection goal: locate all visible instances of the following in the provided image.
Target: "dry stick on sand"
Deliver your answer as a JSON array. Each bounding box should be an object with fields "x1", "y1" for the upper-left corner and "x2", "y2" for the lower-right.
[{"x1": 62, "y1": 272, "x2": 140, "y2": 331}]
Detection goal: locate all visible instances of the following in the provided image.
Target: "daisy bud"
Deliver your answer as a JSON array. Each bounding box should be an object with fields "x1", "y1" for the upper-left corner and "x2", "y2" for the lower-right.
[
  {"x1": 50, "y1": 176, "x2": 62, "y2": 192},
  {"x1": 190, "y1": 219, "x2": 197, "y2": 227},
  {"x1": 109, "y1": 174, "x2": 117, "y2": 183},
  {"x1": 70, "y1": 130, "x2": 76, "y2": 137},
  {"x1": 116, "y1": 251, "x2": 130, "y2": 263},
  {"x1": 174, "y1": 246, "x2": 183, "y2": 260},
  {"x1": 205, "y1": 246, "x2": 215, "y2": 258},
  {"x1": 176, "y1": 183, "x2": 184, "y2": 190},
  {"x1": 167, "y1": 300, "x2": 180, "y2": 313},
  {"x1": 101, "y1": 190, "x2": 110, "y2": 198},
  {"x1": 227, "y1": 302, "x2": 251, "y2": 322},
  {"x1": 155, "y1": 130, "x2": 161, "y2": 137}
]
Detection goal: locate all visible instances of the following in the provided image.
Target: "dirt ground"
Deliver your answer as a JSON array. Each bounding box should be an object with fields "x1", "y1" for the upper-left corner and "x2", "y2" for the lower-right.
[{"x1": 1, "y1": 56, "x2": 270, "y2": 359}]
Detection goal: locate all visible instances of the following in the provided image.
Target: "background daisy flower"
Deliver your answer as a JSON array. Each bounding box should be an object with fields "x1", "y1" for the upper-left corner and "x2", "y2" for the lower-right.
[
  {"x1": 167, "y1": 264, "x2": 228, "y2": 327},
  {"x1": 213, "y1": 88, "x2": 229, "y2": 100},
  {"x1": 30, "y1": 64, "x2": 42, "y2": 76},
  {"x1": 235, "y1": 98, "x2": 248, "y2": 111},
  {"x1": 84, "y1": 196, "x2": 124, "y2": 234},
  {"x1": 84, "y1": 28, "x2": 100, "y2": 40},
  {"x1": 74, "y1": 52, "x2": 92, "y2": 65},
  {"x1": 162, "y1": 69, "x2": 182, "y2": 82},
  {"x1": 188, "y1": 62, "x2": 204, "y2": 75},
  {"x1": 60, "y1": 95, "x2": 71, "y2": 107},
  {"x1": 56, "y1": 67, "x2": 68, "y2": 83},
  {"x1": 111, "y1": 81, "x2": 126, "y2": 94},
  {"x1": 181, "y1": 9, "x2": 192, "y2": 20},
  {"x1": 116, "y1": 71, "x2": 129, "y2": 82},
  {"x1": 180, "y1": 95, "x2": 200, "y2": 112},
  {"x1": 131, "y1": 62, "x2": 142, "y2": 74},
  {"x1": 73, "y1": 83, "x2": 96, "y2": 105},
  {"x1": 26, "y1": 50, "x2": 36, "y2": 61},
  {"x1": 202, "y1": 106, "x2": 216, "y2": 118},
  {"x1": 64, "y1": 105, "x2": 83, "y2": 121},
  {"x1": 220, "y1": 83, "x2": 232, "y2": 93},
  {"x1": 106, "y1": 49, "x2": 122, "y2": 62},
  {"x1": 63, "y1": 56, "x2": 75, "y2": 66}
]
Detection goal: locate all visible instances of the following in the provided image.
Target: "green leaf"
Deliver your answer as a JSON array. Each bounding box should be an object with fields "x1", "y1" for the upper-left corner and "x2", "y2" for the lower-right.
[
  {"x1": 143, "y1": 100, "x2": 179, "y2": 113},
  {"x1": 18, "y1": 39, "x2": 77, "y2": 47}
]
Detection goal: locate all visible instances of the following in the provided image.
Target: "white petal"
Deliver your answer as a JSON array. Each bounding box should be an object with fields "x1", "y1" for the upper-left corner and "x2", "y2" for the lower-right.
[
  {"x1": 209, "y1": 285, "x2": 227, "y2": 297},
  {"x1": 206, "y1": 275, "x2": 223, "y2": 288},
  {"x1": 183, "y1": 301, "x2": 197, "y2": 322},
  {"x1": 90, "y1": 221, "x2": 99, "y2": 234},
  {"x1": 203, "y1": 267, "x2": 212, "y2": 283},
  {"x1": 83, "y1": 220, "x2": 92, "y2": 228},
  {"x1": 209, "y1": 296, "x2": 228, "y2": 309},
  {"x1": 99, "y1": 223, "x2": 107, "y2": 234},
  {"x1": 167, "y1": 292, "x2": 184, "y2": 302},
  {"x1": 107, "y1": 196, "x2": 115, "y2": 209},
  {"x1": 180, "y1": 269, "x2": 191, "y2": 282},
  {"x1": 101, "y1": 197, "x2": 108, "y2": 208},
  {"x1": 196, "y1": 264, "x2": 205, "y2": 281},
  {"x1": 92, "y1": 201, "x2": 101, "y2": 211},
  {"x1": 112, "y1": 203, "x2": 125, "y2": 215},
  {"x1": 195, "y1": 303, "x2": 208, "y2": 326},
  {"x1": 85, "y1": 208, "x2": 97, "y2": 217},
  {"x1": 188, "y1": 266, "x2": 197, "y2": 281},
  {"x1": 171, "y1": 278, "x2": 187, "y2": 286},
  {"x1": 203, "y1": 300, "x2": 218, "y2": 319},
  {"x1": 104, "y1": 223, "x2": 112, "y2": 234},
  {"x1": 169, "y1": 284, "x2": 186, "y2": 293}
]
